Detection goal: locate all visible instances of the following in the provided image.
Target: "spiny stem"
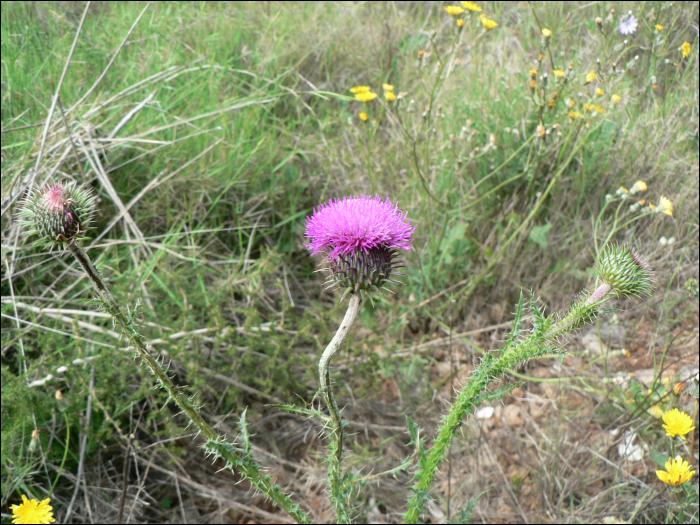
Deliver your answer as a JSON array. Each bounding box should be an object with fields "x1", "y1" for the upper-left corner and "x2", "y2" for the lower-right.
[
  {"x1": 318, "y1": 292, "x2": 362, "y2": 523},
  {"x1": 68, "y1": 242, "x2": 310, "y2": 524}
]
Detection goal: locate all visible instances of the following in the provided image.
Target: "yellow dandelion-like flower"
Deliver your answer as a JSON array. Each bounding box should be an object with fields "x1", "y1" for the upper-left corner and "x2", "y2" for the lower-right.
[
  {"x1": 629, "y1": 180, "x2": 647, "y2": 194},
  {"x1": 350, "y1": 86, "x2": 371, "y2": 94},
  {"x1": 385, "y1": 90, "x2": 397, "y2": 102},
  {"x1": 382, "y1": 83, "x2": 394, "y2": 92},
  {"x1": 530, "y1": 68, "x2": 538, "y2": 79},
  {"x1": 611, "y1": 94, "x2": 622, "y2": 104},
  {"x1": 648, "y1": 404, "x2": 664, "y2": 419},
  {"x1": 480, "y1": 14, "x2": 498, "y2": 30},
  {"x1": 585, "y1": 71, "x2": 597, "y2": 84},
  {"x1": 656, "y1": 196, "x2": 673, "y2": 217},
  {"x1": 10, "y1": 495, "x2": 56, "y2": 524},
  {"x1": 553, "y1": 69, "x2": 565, "y2": 78},
  {"x1": 359, "y1": 112, "x2": 368, "y2": 122},
  {"x1": 662, "y1": 408, "x2": 695, "y2": 438},
  {"x1": 461, "y1": 1, "x2": 482, "y2": 12},
  {"x1": 445, "y1": 5, "x2": 465, "y2": 16},
  {"x1": 595, "y1": 105, "x2": 604, "y2": 114},
  {"x1": 655, "y1": 24, "x2": 663, "y2": 31},
  {"x1": 354, "y1": 91, "x2": 378, "y2": 102},
  {"x1": 542, "y1": 28, "x2": 552, "y2": 38},
  {"x1": 596, "y1": 87, "x2": 605, "y2": 96},
  {"x1": 457, "y1": 18, "x2": 465, "y2": 28},
  {"x1": 681, "y1": 41, "x2": 691, "y2": 58},
  {"x1": 568, "y1": 110, "x2": 583, "y2": 119},
  {"x1": 656, "y1": 457, "x2": 696, "y2": 486},
  {"x1": 583, "y1": 103, "x2": 594, "y2": 112}
]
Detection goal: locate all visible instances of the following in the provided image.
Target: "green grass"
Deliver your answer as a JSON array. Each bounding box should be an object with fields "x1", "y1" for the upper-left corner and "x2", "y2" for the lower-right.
[{"x1": 2, "y1": 1, "x2": 698, "y2": 523}]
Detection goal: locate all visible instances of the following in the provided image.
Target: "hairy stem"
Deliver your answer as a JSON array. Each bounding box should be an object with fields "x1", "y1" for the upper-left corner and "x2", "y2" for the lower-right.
[
  {"x1": 318, "y1": 292, "x2": 362, "y2": 523},
  {"x1": 68, "y1": 242, "x2": 309, "y2": 524}
]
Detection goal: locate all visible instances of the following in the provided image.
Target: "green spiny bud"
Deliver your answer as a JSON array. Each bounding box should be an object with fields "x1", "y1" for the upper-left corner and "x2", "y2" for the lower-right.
[
  {"x1": 17, "y1": 181, "x2": 97, "y2": 250},
  {"x1": 595, "y1": 244, "x2": 654, "y2": 300}
]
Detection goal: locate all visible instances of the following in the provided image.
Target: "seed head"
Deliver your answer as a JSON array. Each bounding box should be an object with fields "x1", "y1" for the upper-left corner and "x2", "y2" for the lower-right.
[
  {"x1": 595, "y1": 245, "x2": 654, "y2": 300},
  {"x1": 17, "y1": 181, "x2": 97, "y2": 250}
]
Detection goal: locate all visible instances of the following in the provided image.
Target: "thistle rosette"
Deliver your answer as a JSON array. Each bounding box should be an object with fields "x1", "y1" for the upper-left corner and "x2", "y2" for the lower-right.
[
  {"x1": 593, "y1": 245, "x2": 654, "y2": 301},
  {"x1": 305, "y1": 195, "x2": 415, "y2": 298},
  {"x1": 17, "y1": 181, "x2": 97, "y2": 250}
]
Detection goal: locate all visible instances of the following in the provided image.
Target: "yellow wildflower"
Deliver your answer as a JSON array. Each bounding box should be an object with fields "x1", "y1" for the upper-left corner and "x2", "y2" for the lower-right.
[
  {"x1": 382, "y1": 83, "x2": 394, "y2": 92},
  {"x1": 568, "y1": 110, "x2": 583, "y2": 119},
  {"x1": 350, "y1": 86, "x2": 371, "y2": 94},
  {"x1": 648, "y1": 404, "x2": 664, "y2": 419},
  {"x1": 480, "y1": 14, "x2": 498, "y2": 30},
  {"x1": 445, "y1": 5, "x2": 465, "y2": 16},
  {"x1": 595, "y1": 87, "x2": 605, "y2": 96},
  {"x1": 662, "y1": 408, "x2": 695, "y2": 438},
  {"x1": 583, "y1": 103, "x2": 594, "y2": 112},
  {"x1": 616, "y1": 185, "x2": 629, "y2": 195},
  {"x1": 681, "y1": 42, "x2": 692, "y2": 58},
  {"x1": 530, "y1": 68, "x2": 537, "y2": 79},
  {"x1": 542, "y1": 28, "x2": 552, "y2": 38},
  {"x1": 648, "y1": 203, "x2": 657, "y2": 211},
  {"x1": 656, "y1": 457, "x2": 696, "y2": 486},
  {"x1": 385, "y1": 90, "x2": 397, "y2": 102},
  {"x1": 529, "y1": 79, "x2": 536, "y2": 90},
  {"x1": 655, "y1": 24, "x2": 663, "y2": 31},
  {"x1": 656, "y1": 196, "x2": 673, "y2": 217},
  {"x1": 595, "y1": 105, "x2": 604, "y2": 114},
  {"x1": 629, "y1": 181, "x2": 647, "y2": 194},
  {"x1": 461, "y1": 1, "x2": 482, "y2": 12},
  {"x1": 585, "y1": 71, "x2": 596, "y2": 84},
  {"x1": 359, "y1": 112, "x2": 368, "y2": 122},
  {"x1": 611, "y1": 94, "x2": 622, "y2": 104},
  {"x1": 10, "y1": 495, "x2": 56, "y2": 524},
  {"x1": 457, "y1": 18, "x2": 465, "y2": 28},
  {"x1": 355, "y1": 91, "x2": 378, "y2": 102},
  {"x1": 553, "y1": 69, "x2": 566, "y2": 78}
]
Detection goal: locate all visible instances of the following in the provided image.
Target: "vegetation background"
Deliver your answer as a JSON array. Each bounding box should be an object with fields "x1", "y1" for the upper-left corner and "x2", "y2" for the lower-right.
[{"x1": 1, "y1": 1, "x2": 698, "y2": 523}]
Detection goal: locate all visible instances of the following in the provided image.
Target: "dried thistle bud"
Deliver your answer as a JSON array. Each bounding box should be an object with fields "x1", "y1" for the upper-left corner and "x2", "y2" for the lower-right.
[
  {"x1": 17, "y1": 181, "x2": 97, "y2": 250},
  {"x1": 596, "y1": 245, "x2": 654, "y2": 300},
  {"x1": 29, "y1": 428, "x2": 41, "y2": 452}
]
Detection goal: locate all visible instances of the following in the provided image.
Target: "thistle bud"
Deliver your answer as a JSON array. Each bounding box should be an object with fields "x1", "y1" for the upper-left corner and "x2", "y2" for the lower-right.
[
  {"x1": 29, "y1": 428, "x2": 41, "y2": 452},
  {"x1": 17, "y1": 181, "x2": 97, "y2": 250},
  {"x1": 590, "y1": 245, "x2": 654, "y2": 302},
  {"x1": 672, "y1": 382, "x2": 684, "y2": 397}
]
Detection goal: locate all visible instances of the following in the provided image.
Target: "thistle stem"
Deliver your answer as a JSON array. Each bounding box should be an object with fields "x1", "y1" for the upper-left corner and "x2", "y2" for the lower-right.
[
  {"x1": 68, "y1": 242, "x2": 309, "y2": 524},
  {"x1": 319, "y1": 292, "x2": 362, "y2": 522},
  {"x1": 585, "y1": 283, "x2": 612, "y2": 305}
]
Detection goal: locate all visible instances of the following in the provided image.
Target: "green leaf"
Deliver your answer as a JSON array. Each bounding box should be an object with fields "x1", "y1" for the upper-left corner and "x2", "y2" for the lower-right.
[{"x1": 529, "y1": 222, "x2": 552, "y2": 249}]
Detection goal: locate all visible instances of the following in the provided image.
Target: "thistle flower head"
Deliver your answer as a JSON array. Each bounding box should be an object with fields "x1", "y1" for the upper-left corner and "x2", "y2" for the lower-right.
[
  {"x1": 595, "y1": 245, "x2": 654, "y2": 299},
  {"x1": 305, "y1": 195, "x2": 415, "y2": 295},
  {"x1": 17, "y1": 181, "x2": 97, "y2": 250}
]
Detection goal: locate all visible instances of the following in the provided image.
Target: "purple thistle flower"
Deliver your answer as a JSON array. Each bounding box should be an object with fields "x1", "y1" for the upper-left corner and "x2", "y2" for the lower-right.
[
  {"x1": 619, "y1": 15, "x2": 638, "y2": 35},
  {"x1": 305, "y1": 195, "x2": 415, "y2": 295}
]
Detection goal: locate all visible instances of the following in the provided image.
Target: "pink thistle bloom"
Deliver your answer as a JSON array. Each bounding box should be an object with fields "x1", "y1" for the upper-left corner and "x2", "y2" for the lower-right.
[
  {"x1": 305, "y1": 195, "x2": 415, "y2": 259},
  {"x1": 305, "y1": 195, "x2": 415, "y2": 295}
]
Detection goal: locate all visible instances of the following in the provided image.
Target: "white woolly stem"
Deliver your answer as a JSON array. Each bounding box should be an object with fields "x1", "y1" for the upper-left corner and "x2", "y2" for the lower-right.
[{"x1": 585, "y1": 283, "x2": 612, "y2": 305}]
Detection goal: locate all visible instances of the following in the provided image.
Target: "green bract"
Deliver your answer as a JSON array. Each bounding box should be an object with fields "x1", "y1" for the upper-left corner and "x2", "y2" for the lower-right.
[
  {"x1": 596, "y1": 244, "x2": 654, "y2": 299},
  {"x1": 17, "y1": 181, "x2": 97, "y2": 250},
  {"x1": 326, "y1": 246, "x2": 403, "y2": 295}
]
